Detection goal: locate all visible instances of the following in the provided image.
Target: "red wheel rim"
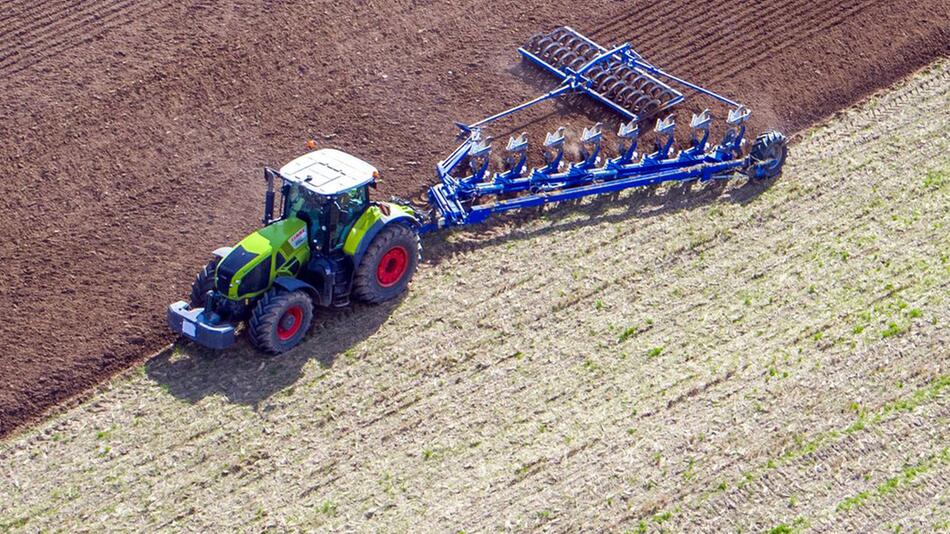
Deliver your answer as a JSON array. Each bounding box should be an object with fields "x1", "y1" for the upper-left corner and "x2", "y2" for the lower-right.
[
  {"x1": 277, "y1": 305, "x2": 304, "y2": 341},
  {"x1": 376, "y1": 246, "x2": 408, "y2": 287}
]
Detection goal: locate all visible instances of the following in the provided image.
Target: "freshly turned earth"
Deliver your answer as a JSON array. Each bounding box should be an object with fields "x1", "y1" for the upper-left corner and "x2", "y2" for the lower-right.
[{"x1": 0, "y1": 0, "x2": 947, "y2": 436}]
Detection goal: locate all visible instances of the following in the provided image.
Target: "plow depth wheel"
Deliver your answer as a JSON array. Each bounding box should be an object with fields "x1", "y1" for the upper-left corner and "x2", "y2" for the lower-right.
[
  {"x1": 248, "y1": 289, "x2": 314, "y2": 354},
  {"x1": 749, "y1": 131, "x2": 789, "y2": 179},
  {"x1": 353, "y1": 224, "x2": 419, "y2": 304}
]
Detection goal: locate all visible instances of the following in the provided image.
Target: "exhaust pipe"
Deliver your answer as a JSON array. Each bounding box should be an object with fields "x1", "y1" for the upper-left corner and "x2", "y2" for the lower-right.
[{"x1": 262, "y1": 167, "x2": 276, "y2": 224}]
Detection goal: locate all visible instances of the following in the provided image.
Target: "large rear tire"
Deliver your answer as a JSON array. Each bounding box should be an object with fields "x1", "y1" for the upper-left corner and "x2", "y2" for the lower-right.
[
  {"x1": 352, "y1": 224, "x2": 419, "y2": 304},
  {"x1": 189, "y1": 259, "x2": 219, "y2": 307},
  {"x1": 247, "y1": 289, "x2": 314, "y2": 354}
]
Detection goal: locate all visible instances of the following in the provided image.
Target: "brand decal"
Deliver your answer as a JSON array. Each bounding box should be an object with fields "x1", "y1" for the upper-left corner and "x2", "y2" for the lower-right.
[{"x1": 290, "y1": 227, "x2": 307, "y2": 249}]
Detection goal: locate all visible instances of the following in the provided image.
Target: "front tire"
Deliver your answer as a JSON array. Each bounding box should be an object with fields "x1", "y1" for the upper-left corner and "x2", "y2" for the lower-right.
[
  {"x1": 189, "y1": 258, "x2": 219, "y2": 307},
  {"x1": 247, "y1": 289, "x2": 314, "y2": 354},
  {"x1": 353, "y1": 224, "x2": 419, "y2": 304}
]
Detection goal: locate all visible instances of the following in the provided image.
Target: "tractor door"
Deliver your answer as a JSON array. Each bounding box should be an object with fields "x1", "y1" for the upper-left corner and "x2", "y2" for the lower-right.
[{"x1": 329, "y1": 185, "x2": 368, "y2": 251}]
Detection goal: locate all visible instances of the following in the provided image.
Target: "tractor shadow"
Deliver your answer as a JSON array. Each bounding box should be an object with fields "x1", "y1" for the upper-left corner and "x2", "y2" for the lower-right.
[{"x1": 145, "y1": 297, "x2": 402, "y2": 406}]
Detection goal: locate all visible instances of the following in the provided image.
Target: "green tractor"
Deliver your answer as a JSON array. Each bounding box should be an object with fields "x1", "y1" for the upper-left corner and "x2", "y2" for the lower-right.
[{"x1": 168, "y1": 148, "x2": 420, "y2": 354}]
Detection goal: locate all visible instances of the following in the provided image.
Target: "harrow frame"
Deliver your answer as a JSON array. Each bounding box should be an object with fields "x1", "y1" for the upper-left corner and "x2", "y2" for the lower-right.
[{"x1": 458, "y1": 26, "x2": 742, "y2": 133}]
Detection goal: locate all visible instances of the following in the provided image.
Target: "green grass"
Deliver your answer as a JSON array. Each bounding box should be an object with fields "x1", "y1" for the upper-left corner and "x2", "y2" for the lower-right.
[
  {"x1": 838, "y1": 448, "x2": 949, "y2": 512},
  {"x1": 318, "y1": 500, "x2": 337, "y2": 517},
  {"x1": 767, "y1": 517, "x2": 808, "y2": 534},
  {"x1": 881, "y1": 322, "x2": 908, "y2": 338},
  {"x1": 922, "y1": 168, "x2": 948, "y2": 190},
  {"x1": 617, "y1": 325, "x2": 641, "y2": 343}
]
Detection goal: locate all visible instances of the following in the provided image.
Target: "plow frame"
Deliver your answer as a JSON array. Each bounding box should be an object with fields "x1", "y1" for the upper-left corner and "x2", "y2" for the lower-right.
[
  {"x1": 424, "y1": 118, "x2": 759, "y2": 233},
  {"x1": 419, "y1": 27, "x2": 786, "y2": 234}
]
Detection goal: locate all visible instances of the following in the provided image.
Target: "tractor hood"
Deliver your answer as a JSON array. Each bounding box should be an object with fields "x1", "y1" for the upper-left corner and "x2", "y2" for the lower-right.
[
  {"x1": 215, "y1": 218, "x2": 310, "y2": 299},
  {"x1": 239, "y1": 217, "x2": 308, "y2": 256}
]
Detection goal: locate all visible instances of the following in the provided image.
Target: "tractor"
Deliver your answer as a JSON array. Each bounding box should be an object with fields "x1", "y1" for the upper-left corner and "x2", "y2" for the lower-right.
[{"x1": 168, "y1": 148, "x2": 420, "y2": 353}]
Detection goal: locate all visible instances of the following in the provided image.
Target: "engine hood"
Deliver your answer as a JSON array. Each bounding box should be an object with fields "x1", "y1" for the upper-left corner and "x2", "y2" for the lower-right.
[{"x1": 215, "y1": 217, "x2": 310, "y2": 299}]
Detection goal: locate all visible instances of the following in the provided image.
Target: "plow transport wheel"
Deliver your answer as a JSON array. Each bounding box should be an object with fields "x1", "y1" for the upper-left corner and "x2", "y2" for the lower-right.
[
  {"x1": 248, "y1": 289, "x2": 314, "y2": 354},
  {"x1": 749, "y1": 131, "x2": 788, "y2": 179},
  {"x1": 353, "y1": 224, "x2": 419, "y2": 304}
]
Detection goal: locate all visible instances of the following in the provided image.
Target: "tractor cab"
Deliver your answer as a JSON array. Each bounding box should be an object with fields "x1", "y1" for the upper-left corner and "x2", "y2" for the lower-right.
[{"x1": 271, "y1": 149, "x2": 378, "y2": 254}]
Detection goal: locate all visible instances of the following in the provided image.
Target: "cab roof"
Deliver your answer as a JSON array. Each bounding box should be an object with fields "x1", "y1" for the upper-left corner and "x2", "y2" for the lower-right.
[{"x1": 279, "y1": 149, "x2": 378, "y2": 196}]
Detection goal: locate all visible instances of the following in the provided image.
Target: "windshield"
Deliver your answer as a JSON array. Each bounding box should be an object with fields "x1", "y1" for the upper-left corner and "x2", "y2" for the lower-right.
[
  {"x1": 281, "y1": 182, "x2": 302, "y2": 218},
  {"x1": 281, "y1": 181, "x2": 327, "y2": 247}
]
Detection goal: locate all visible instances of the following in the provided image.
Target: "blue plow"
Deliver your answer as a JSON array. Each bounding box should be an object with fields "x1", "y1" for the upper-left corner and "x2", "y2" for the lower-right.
[{"x1": 420, "y1": 27, "x2": 788, "y2": 234}]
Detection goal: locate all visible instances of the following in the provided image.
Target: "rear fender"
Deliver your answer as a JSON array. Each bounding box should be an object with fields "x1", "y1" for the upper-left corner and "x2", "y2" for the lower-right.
[{"x1": 344, "y1": 203, "x2": 419, "y2": 267}]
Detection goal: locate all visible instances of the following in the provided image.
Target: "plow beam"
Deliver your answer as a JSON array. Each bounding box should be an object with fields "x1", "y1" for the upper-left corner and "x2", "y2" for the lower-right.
[{"x1": 423, "y1": 115, "x2": 788, "y2": 233}]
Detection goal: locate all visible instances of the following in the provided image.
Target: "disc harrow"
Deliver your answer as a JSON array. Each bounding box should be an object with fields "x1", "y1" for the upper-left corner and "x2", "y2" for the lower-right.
[
  {"x1": 521, "y1": 27, "x2": 680, "y2": 119},
  {"x1": 457, "y1": 26, "x2": 745, "y2": 133}
]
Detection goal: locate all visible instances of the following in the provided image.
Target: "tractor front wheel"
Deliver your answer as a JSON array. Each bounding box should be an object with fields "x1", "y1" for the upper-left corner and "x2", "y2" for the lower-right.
[
  {"x1": 353, "y1": 224, "x2": 419, "y2": 304},
  {"x1": 189, "y1": 258, "x2": 219, "y2": 307},
  {"x1": 247, "y1": 289, "x2": 314, "y2": 354}
]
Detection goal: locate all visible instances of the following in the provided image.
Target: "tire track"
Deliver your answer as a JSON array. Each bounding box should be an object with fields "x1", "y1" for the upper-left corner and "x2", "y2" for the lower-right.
[
  {"x1": 584, "y1": 2, "x2": 672, "y2": 45},
  {"x1": 650, "y1": 0, "x2": 852, "y2": 71},
  {"x1": 592, "y1": 0, "x2": 779, "y2": 59},
  {"x1": 0, "y1": 0, "x2": 127, "y2": 46}
]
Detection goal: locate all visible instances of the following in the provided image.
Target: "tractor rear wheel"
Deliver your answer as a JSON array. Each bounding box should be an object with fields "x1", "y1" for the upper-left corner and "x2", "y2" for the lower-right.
[
  {"x1": 353, "y1": 224, "x2": 419, "y2": 304},
  {"x1": 247, "y1": 289, "x2": 313, "y2": 354},
  {"x1": 189, "y1": 258, "x2": 219, "y2": 307}
]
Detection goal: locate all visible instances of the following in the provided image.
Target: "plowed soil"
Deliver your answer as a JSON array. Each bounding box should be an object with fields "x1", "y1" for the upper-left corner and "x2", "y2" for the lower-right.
[{"x1": 0, "y1": 0, "x2": 947, "y2": 437}]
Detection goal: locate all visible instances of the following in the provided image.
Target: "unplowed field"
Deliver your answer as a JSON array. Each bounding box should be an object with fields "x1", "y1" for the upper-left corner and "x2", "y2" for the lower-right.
[
  {"x1": 2, "y1": 61, "x2": 948, "y2": 532},
  {"x1": 0, "y1": 0, "x2": 948, "y2": 436}
]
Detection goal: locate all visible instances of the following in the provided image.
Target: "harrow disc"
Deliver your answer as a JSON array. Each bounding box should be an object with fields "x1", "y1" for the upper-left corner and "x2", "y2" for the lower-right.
[{"x1": 522, "y1": 26, "x2": 681, "y2": 121}]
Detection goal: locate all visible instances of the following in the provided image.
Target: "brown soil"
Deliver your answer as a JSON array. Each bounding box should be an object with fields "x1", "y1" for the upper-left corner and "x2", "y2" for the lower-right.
[{"x1": 0, "y1": 0, "x2": 946, "y2": 437}]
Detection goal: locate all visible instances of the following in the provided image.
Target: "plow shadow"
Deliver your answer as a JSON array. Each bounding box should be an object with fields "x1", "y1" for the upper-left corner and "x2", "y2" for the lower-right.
[{"x1": 421, "y1": 171, "x2": 778, "y2": 265}]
